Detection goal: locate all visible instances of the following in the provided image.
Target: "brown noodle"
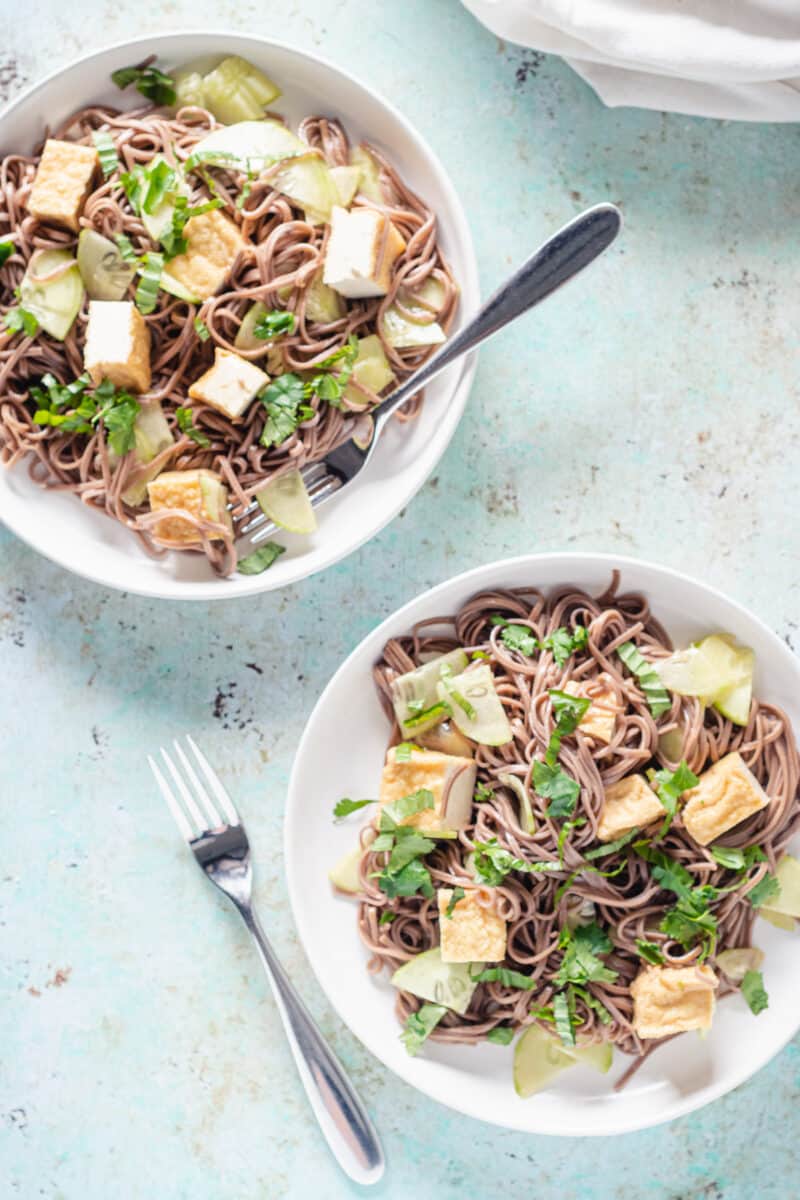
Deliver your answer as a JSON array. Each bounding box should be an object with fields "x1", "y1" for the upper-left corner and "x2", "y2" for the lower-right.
[
  {"x1": 351, "y1": 573, "x2": 800, "y2": 1070},
  {"x1": 0, "y1": 102, "x2": 457, "y2": 576}
]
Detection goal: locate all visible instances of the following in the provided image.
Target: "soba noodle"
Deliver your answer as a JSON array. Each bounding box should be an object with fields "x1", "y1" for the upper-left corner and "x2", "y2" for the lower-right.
[
  {"x1": 351, "y1": 573, "x2": 800, "y2": 1068},
  {"x1": 0, "y1": 102, "x2": 456, "y2": 575}
]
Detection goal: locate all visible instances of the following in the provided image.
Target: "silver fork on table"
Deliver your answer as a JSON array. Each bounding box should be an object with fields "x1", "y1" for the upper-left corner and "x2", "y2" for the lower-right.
[
  {"x1": 234, "y1": 201, "x2": 622, "y2": 547},
  {"x1": 148, "y1": 735, "x2": 384, "y2": 1186}
]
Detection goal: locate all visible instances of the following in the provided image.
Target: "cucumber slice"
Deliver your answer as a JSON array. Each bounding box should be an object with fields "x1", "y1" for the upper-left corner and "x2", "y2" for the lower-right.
[
  {"x1": 381, "y1": 304, "x2": 446, "y2": 350},
  {"x1": 173, "y1": 67, "x2": 207, "y2": 110},
  {"x1": 391, "y1": 947, "x2": 480, "y2": 1016},
  {"x1": 711, "y1": 677, "x2": 752, "y2": 726},
  {"x1": 436, "y1": 664, "x2": 513, "y2": 747},
  {"x1": 256, "y1": 469, "x2": 318, "y2": 535},
  {"x1": 273, "y1": 153, "x2": 338, "y2": 224},
  {"x1": 234, "y1": 301, "x2": 268, "y2": 352},
  {"x1": 760, "y1": 908, "x2": 795, "y2": 931},
  {"x1": 760, "y1": 854, "x2": 800, "y2": 918},
  {"x1": 656, "y1": 634, "x2": 753, "y2": 700},
  {"x1": 19, "y1": 248, "x2": 83, "y2": 341},
  {"x1": 191, "y1": 120, "x2": 304, "y2": 173},
  {"x1": 498, "y1": 773, "x2": 535, "y2": 834},
  {"x1": 716, "y1": 947, "x2": 764, "y2": 982},
  {"x1": 160, "y1": 269, "x2": 202, "y2": 304},
  {"x1": 112, "y1": 401, "x2": 175, "y2": 505},
  {"x1": 344, "y1": 334, "x2": 394, "y2": 402},
  {"x1": 350, "y1": 145, "x2": 384, "y2": 202},
  {"x1": 513, "y1": 1025, "x2": 612, "y2": 1098},
  {"x1": 658, "y1": 726, "x2": 685, "y2": 762},
  {"x1": 200, "y1": 474, "x2": 233, "y2": 532},
  {"x1": 329, "y1": 845, "x2": 362, "y2": 894},
  {"x1": 417, "y1": 720, "x2": 475, "y2": 759},
  {"x1": 390, "y1": 649, "x2": 469, "y2": 737},
  {"x1": 305, "y1": 273, "x2": 345, "y2": 325},
  {"x1": 201, "y1": 56, "x2": 281, "y2": 125},
  {"x1": 77, "y1": 229, "x2": 137, "y2": 301},
  {"x1": 330, "y1": 164, "x2": 361, "y2": 208},
  {"x1": 399, "y1": 276, "x2": 447, "y2": 319}
]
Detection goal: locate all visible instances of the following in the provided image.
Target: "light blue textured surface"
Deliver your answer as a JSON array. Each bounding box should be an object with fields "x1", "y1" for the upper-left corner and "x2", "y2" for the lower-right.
[{"x1": 2, "y1": 3, "x2": 800, "y2": 1198}]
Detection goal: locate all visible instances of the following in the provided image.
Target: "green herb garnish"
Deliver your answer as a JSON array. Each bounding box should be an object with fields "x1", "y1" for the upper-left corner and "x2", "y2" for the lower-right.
[
  {"x1": 176, "y1": 406, "x2": 211, "y2": 448},
  {"x1": 444, "y1": 886, "x2": 465, "y2": 918},
  {"x1": 92, "y1": 130, "x2": 119, "y2": 178},
  {"x1": 378, "y1": 911, "x2": 396, "y2": 926},
  {"x1": 4, "y1": 306, "x2": 39, "y2": 337},
  {"x1": 193, "y1": 316, "x2": 210, "y2": 342},
  {"x1": 486, "y1": 1026, "x2": 515, "y2": 1045},
  {"x1": 471, "y1": 837, "x2": 560, "y2": 887},
  {"x1": 254, "y1": 309, "x2": 297, "y2": 340},
  {"x1": 114, "y1": 233, "x2": 139, "y2": 263},
  {"x1": 709, "y1": 844, "x2": 765, "y2": 872},
  {"x1": 111, "y1": 61, "x2": 176, "y2": 106},
  {"x1": 500, "y1": 623, "x2": 538, "y2": 656},
  {"x1": 616, "y1": 641, "x2": 671, "y2": 718},
  {"x1": 259, "y1": 373, "x2": 312, "y2": 448},
  {"x1": 498, "y1": 623, "x2": 588, "y2": 667},
  {"x1": 474, "y1": 782, "x2": 494, "y2": 803},
  {"x1": 470, "y1": 966, "x2": 536, "y2": 990},
  {"x1": 748, "y1": 872, "x2": 780, "y2": 909},
  {"x1": 161, "y1": 196, "x2": 222, "y2": 259},
  {"x1": 32, "y1": 374, "x2": 139, "y2": 456},
  {"x1": 584, "y1": 827, "x2": 640, "y2": 861},
  {"x1": 635, "y1": 938, "x2": 665, "y2": 965},
  {"x1": 555, "y1": 922, "x2": 618, "y2": 987},
  {"x1": 741, "y1": 968, "x2": 768, "y2": 1015},
  {"x1": 135, "y1": 251, "x2": 164, "y2": 315},
  {"x1": 332, "y1": 798, "x2": 375, "y2": 820},
  {"x1": 552, "y1": 991, "x2": 576, "y2": 1047},
  {"x1": 648, "y1": 760, "x2": 699, "y2": 833},
  {"x1": 237, "y1": 541, "x2": 286, "y2": 575},
  {"x1": 0, "y1": 238, "x2": 14, "y2": 267},
  {"x1": 401, "y1": 1002, "x2": 446, "y2": 1056}
]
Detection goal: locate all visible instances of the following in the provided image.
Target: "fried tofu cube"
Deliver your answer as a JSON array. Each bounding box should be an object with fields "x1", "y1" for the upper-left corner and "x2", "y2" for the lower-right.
[
  {"x1": 564, "y1": 673, "x2": 620, "y2": 744},
  {"x1": 84, "y1": 301, "x2": 151, "y2": 393},
  {"x1": 28, "y1": 138, "x2": 98, "y2": 232},
  {"x1": 188, "y1": 348, "x2": 269, "y2": 420},
  {"x1": 165, "y1": 209, "x2": 246, "y2": 300},
  {"x1": 438, "y1": 889, "x2": 507, "y2": 964},
  {"x1": 597, "y1": 773, "x2": 664, "y2": 841},
  {"x1": 323, "y1": 205, "x2": 406, "y2": 299},
  {"x1": 631, "y1": 964, "x2": 718, "y2": 1039},
  {"x1": 682, "y1": 751, "x2": 769, "y2": 846},
  {"x1": 380, "y1": 746, "x2": 476, "y2": 834},
  {"x1": 146, "y1": 469, "x2": 232, "y2": 547}
]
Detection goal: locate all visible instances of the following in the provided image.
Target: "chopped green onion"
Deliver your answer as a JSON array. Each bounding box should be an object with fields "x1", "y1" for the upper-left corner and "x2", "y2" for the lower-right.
[
  {"x1": 111, "y1": 61, "x2": 176, "y2": 106},
  {"x1": 254, "y1": 309, "x2": 297, "y2": 340},
  {"x1": 237, "y1": 541, "x2": 286, "y2": 575},
  {"x1": 444, "y1": 886, "x2": 465, "y2": 918},
  {"x1": 486, "y1": 1026, "x2": 515, "y2": 1045},
  {"x1": 175, "y1": 406, "x2": 211, "y2": 448},
  {"x1": 400, "y1": 1002, "x2": 446, "y2": 1056},
  {"x1": 135, "y1": 251, "x2": 164, "y2": 315},
  {"x1": 3, "y1": 306, "x2": 39, "y2": 337},
  {"x1": 741, "y1": 968, "x2": 768, "y2": 1015},
  {"x1": 92, "y1": 130, "x2": 120, "y2": 178},
  {"x1": 635, "y1": 938, "x2": 665, "y2": 965},
  {"x1": 0, "y1": 238, "x2": 14, "y2": 267},
  {"x1": 114, "y1": 233, "x2": 139, "y2": 263},
  {"x1": 193, "y1": 316, "x2": 210, "y2": 342},
  {"x1": 616, "y1": 642, "x2": 672, "y2": 718}
]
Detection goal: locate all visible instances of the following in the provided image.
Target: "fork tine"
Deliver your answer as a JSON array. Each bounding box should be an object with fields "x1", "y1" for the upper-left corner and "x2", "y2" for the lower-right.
[
  {"x1": 148, "y1": 753, "x2": 196, "y2": 841},
  {"x1": 173, "y1": 739, "x2": 222, "y2": 829},
  {"x1": 160, "y1": 746, "x2": 210, "y2": 833},
  {"x1": 185, "y1": 734, "x2": 240, "y2": 826}
]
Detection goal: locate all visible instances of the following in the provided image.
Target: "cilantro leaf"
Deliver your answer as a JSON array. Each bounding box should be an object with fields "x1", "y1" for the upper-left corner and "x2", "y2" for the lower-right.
[
  {"x1": 401, "y1": 1002, "x2": 446, "y2": 1056},
  {"x1": 4, "y1": 306, "x2": 39, "y2": 337},
  {"x1": 635, "y1": 938, "x2": 665, "y2": 965},
  {"x1": 533, "y1": 759, "x2": 580, "y2": 819},
  {"x1": 660, "y1": 895, "x2": 718, "y2": 954},
  {"x1": 100, "y1": 390, "x2": 140, "y2": 457},
  {"x1": 486, "y1": 1026, "x2": 515, "y2": 1045},
  {"x1": 254, "y1": 309, "x2": 297, "y2": 339},
  {"x1": 741, "y1": 968, "x2": 768, "y2": 1015},
  {"x1": 500, "y1": 624, "x2": 538, "y2": 656},
  {"x1": 0, "y1": 238, "x2": 14, "y2": 267},
  {"x1": 161, "y1": 197, "x2": 222, "y2": 260},
  {"x1": 176, "y1": 406, "x2": 211, "y2": 448},
  {"x1": 474, "y1": 782, "x2": 494, "y2": 803},
  {"x1": 237, "y1": 542, "x2": 285, "y2": 575},
  {"x1": 544, "y1": 625, "x2": 588, "y2": 668},
  {"x1": 584, "y1": 827, "x2": 640, "y2": 861},
  {"x1": 710, "y1": 844, "x2": 765, "y2": 871},
  {"x1": 471, "y1": 837, "x2": 560, "y2": 887},
  {"x1": 444, "y1": 886, "x2": 465, "y2": 918},
  {"x1": 111, "y1": 61, "x2": 176, "y2": 106},
  {"x1": 748, "y1": 872, "x2": 780, "y2": 909},
  {"x1": 332, "y1": 797, "x2": 375, "y2": 820},
  {"x1": 470, "y1": 966, "x2": 536, "y2": 990},
  {"x1": 548, "y1": 688, "x2": 591, "y2": 734},
  {"x1": 259, "y1": 373, "x2": 308, "y2": 447},
  {"x1": 555, "y1": 922, "x2": 617, "y2": 987},
  {"x1": 378, "y1": 911, "x2": 396, "y2": 926},
  {"x1": 649, "y1": 760, "x2": 699, "y2": 833},
  {"x1": 571, "y1": 984, "x2": 614, "y2": 1025},
  {"x1": 378, "y1": 857, "x2": 434, "y2": 899}
]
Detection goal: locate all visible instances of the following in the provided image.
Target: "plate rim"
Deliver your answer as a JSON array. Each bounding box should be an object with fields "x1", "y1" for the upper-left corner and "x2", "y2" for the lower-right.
[
  {"x1": 0, "y1": 29, "x2": 479, "y2": 600},
  {"x1": 285, "y1": 550, "x2": 800, "y2": 1135}
]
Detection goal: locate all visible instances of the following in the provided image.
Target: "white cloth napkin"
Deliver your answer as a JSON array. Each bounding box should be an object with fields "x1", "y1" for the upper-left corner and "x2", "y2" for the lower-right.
[{"x1": 461, "y1": 0, "x2": 800, "y2": 120}]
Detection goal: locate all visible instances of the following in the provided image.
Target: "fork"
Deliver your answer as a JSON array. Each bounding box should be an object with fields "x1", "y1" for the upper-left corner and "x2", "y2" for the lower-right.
[
  {"x1": 234, "y1": 201, "x2": 622, "y2": 546},
  {"x1": 148, "y1": 735, "x2": 384, "y2": 1186}
]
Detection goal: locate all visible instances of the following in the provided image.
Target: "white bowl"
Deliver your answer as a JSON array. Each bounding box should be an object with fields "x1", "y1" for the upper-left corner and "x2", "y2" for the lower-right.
[
  {"x1": 286, "y1": 552, "x2": 800, "y2": 1135},
  {"x1": 0, "y1": 32, "x2": 478, "y2": 599}
]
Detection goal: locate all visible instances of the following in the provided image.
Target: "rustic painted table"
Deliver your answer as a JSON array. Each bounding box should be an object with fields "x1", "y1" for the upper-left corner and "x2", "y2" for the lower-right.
[{"x1": 2, "y1": 2, "x2": 799, "y2": 1198}]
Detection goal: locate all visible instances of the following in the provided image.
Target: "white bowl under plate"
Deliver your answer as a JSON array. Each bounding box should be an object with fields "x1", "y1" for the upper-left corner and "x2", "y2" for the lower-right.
[
  {"x1": 285, "y1": 552, "x2": 800, "y2": 1136},
  {"x1": 0, "y1": 32, "x2": 478, "y2": 599}
]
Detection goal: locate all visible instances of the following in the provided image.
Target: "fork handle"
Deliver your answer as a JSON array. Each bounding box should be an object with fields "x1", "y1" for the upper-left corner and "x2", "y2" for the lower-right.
[
  {"x1": 236, "y1": 902, "x2": 384, "y2": 1186},
  {"x1": 372, "y1": 202, "x2": 622, "y2": 434}
]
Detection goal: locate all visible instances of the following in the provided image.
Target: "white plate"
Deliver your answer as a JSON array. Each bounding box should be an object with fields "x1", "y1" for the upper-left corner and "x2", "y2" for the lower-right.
[
  {"x1": 0, "y1": 32, "x2": 478, "y2": 599},
  {"x1": 286, "y1": 552, "x2": 800, "y2": 1135}
]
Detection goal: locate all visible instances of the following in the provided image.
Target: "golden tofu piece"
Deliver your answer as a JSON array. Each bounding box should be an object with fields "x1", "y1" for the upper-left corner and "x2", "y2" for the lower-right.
[
  {"x1": 438, "y1": 889, "x2": 507, "y2": 964},
  {"x1": 84, "y1": 301, "x2": 151, "y2": 393},
  {"x1": 631, "y1": 964, "x2": 718, "y2": 1039},
  {"x1": 597, "y1": 773, "x2": 664, "y2": 841},
  {"x1": 564, "y1": 673, "x2": 620, "y2": 744},
  {"x1": 380, "y1": 746, "x2": 476, "y2": 834},
  {"x1": 323, "y1": 205, "x2": 406, "y2": 298},
  {"x1": 165, "y1": 209, "x2": 246, "y2": 300},
  {"x1": 188, "y1": 348, "x2": 269, "y2": 420},
  {"x1": 28, "y1": 138, "x2": 98, "y2": 232},
  {"x1": 147, "y1": 469, "x2": 232, "y2": 547},
  {"x1": 682, "y1": 751, "x2": 769, "y2": 846}
]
